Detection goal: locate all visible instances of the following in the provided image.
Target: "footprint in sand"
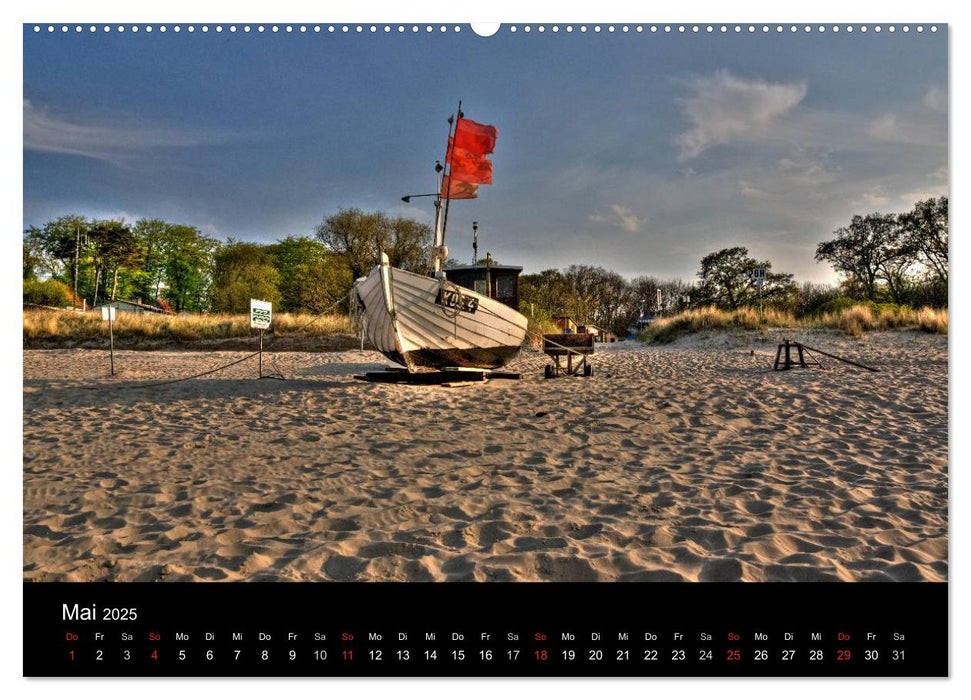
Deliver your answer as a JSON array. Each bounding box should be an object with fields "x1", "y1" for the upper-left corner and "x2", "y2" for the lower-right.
[
  {"x1": 513, "y1": 536, "x2": 568, "y2": 552},
  {"x1": 440, "y1": 530, "x2": 467, "y2": 549},
  {"x1": 322, "y1": 555, "x2": 367, "y2": 580}
]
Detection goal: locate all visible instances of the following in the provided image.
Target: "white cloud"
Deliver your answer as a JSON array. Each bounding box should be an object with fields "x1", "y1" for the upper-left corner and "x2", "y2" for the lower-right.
[
  {"x1": 854, "y1": 187, "x2": 891, "y2": 208},
  {"x1": 589, "y1": 204, "x2": 644, "y2": 233},
  {"x1": 676, "y1": 70, "x2": 808, "y2": 159},
  {"x1": 738, "y1": 180, "x2": 769, "y2": 199},
  {"x1": 23, "y1": 99, "x2": 236, "y2": 162},
  {"x1": 778, "y1": 150, "x2": 839, "y2": 186},
  {"x1": 868, "y1": 113, "x2": 899, "y2": 140},
  {"x1": 898, "y1": 190, "x2": 945, "y2": 206},
  {"x1": 923, "y1": 85, "x2": 947, "y2": 113}
]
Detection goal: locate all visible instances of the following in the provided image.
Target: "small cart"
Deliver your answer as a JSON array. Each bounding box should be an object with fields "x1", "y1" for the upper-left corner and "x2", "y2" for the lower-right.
[{"x1": 542, "y1": 333, "x2": 595, "y2": 378}]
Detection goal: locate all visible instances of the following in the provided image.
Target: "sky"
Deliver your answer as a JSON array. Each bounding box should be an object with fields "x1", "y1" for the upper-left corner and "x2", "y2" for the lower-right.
[{"x1": 23, "y1": 24, "x2": 948, "y2": 283}]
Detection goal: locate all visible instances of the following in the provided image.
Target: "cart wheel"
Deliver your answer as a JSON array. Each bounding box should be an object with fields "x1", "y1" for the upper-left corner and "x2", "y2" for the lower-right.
[
  {"x1": 544, "y1": 364, "x2": 553, "y2": 379},
  {"x1": 584, "y1": 363, "x2": 592, "y2": 377}
]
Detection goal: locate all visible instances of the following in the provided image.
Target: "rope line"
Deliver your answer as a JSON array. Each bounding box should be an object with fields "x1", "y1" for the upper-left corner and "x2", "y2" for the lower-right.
[{"x1": 91, "y1": 291, "x2": 354, "y2": 390}]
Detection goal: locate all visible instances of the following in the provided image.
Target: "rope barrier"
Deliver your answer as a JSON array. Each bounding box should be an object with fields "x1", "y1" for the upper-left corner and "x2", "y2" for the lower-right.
[{"x1": 89, "y1": 291, "x2": 355, "y2": 390}]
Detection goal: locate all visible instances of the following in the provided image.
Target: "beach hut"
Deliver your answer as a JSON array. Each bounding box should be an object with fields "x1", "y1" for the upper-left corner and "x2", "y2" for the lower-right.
[
  {"x1": 578, "y1": 324, "x2": 619, "y2": 343},
  {"x1": 93, "y1": 298, "x2": 175, "y2": 316},
  {"x1": 553, "y1": 315, "x2": 579, "y2": 334}
]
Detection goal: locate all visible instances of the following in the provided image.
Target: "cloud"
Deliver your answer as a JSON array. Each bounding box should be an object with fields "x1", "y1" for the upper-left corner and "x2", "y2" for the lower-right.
[
  {"x1": 854, "y1": 188, "x2": 891, "y2": 207},
  {"x1": 898, "y1": 190, "x2": 943, "y2": 206},
  {"x1": 676, "y1": 70, "x2": 808, "y2": 159},
  {"x1": 868, "y1": 113, "x2": 900, "y2": 140},
  {"x1": 924, "y1": 85, "x2": 947, "y2": 113},
  {"x1": 778, "y1": 151, "x2": 839, "y2": 186},
  {"x1": 589, "y1": 204, "x2": 644, "y2": 232},
  {"x1": 738, "y1": 180, "x2": 769, "y2": 199},
  {"x1": 23, "y1": 99, "x2": 236, "y2": 162}
]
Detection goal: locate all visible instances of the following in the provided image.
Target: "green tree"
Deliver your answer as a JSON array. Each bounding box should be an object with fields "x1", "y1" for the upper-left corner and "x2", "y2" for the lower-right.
[
  {"x1": 210, "y1": 240, "x2": 281, "y2": 314},
  {"x1": 315, "y1": 208, "x2": 432, "y2": 279},
  {"x1": 899, "y1": 196, "x2": 947, "y2": 286},
  {"x1": 697, "y1": 247, "x2": 796, "y2": 309},
  {"x1": 85, "y1": 220, "x2": 130, "y2": 306},
  {"x1": 23, "y1": 229, "x2": 46, "y2": 281},
  {"x1": 87, "y1": 222, "x2": 141, "y2": 302},
  {"x1": 815, "y1": 213, "x2": 913, "y2": 303},
  {"x1": 130, "y1": 218, "x2": 170, "y2": 303},
  {"x1": 162, "y1": 225, "x2": 219, "y2": 312},
  {"x1": 563, "y1": 265, "x2": 634, "y2": 333},
  {"x1": 23, "y1": 279, "x2": 72, "y2": 308},
  {"x1": 27, "y1": 215, "x2": 90, "y2": 300},
  {"x1": 267, "y1": 236, "x2": 353, "y2": 313},
  {"x1": 519, "y1": 268, "x2": 570, "y2": 316}
]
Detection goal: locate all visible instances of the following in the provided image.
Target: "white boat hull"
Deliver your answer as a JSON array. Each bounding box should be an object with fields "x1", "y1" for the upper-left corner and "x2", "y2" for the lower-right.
[{"x1": 355, "y1": 259, "x2": 528, "y2": 371}]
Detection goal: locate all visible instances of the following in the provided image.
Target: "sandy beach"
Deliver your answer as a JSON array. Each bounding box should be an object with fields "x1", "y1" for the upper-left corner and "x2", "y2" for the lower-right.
[{"x1": 23, "y1": 331, "x2": 947, "y2": 583}]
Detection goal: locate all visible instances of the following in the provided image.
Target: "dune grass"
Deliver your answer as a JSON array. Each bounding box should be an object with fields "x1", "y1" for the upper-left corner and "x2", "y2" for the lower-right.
[
  {"x1": 23, "y1": 308, "x2": 355, "y2": 347},
  {"x1": 639, "y1": 304, "x2": 947, "y2": 343}
]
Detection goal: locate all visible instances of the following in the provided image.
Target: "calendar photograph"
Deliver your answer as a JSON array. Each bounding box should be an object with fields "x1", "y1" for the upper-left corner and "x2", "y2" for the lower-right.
[{"x1": 23, "y1": 22, "x2": 947, "y2": 592}]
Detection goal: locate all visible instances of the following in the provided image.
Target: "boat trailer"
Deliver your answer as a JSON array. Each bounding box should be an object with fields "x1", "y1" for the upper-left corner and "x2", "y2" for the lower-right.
[{"x1": 542, "y1": 333, "x2": 594, "y2": 378}]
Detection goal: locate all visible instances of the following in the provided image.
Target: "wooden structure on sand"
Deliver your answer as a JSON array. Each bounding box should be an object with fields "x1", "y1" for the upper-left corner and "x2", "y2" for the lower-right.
[
  {"x1": 542, "y1": 333, "x2": 594, "y2": 378},
  {"x1": 773, "y1": 338, "x2": 879, "y2": 372}
]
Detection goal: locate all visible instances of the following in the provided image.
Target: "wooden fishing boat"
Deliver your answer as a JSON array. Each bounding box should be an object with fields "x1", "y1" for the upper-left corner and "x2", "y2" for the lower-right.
[{"x1": 355, "y1": 104, "x2": 528, "y2": 371}]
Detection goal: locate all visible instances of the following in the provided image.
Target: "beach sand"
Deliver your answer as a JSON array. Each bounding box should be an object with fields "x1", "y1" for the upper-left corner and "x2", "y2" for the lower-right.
[{"x1": 23, "y1": 330, "x2": 948, "y2": 583}]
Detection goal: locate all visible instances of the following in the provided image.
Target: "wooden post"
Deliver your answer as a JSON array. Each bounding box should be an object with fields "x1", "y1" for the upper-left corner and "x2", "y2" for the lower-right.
[
  {"x1": 259, "y1": 329, "x2": 264, "y2": 379},
  {"x1": 108, "y1": 312, "x2": 115, "y2": 376}
]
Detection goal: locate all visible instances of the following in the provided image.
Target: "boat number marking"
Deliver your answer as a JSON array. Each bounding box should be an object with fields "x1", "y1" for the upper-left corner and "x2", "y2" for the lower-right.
[{"x1": 436, "y1": 288, "x2": 479, "y2": 314}]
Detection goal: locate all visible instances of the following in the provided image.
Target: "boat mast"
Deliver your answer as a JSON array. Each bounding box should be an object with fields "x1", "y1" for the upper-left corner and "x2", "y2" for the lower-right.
[
  {"x1": 431, "y1": 161, "x2": 445, "y2": 275},
  {"x1": 433, "y1": 101, "x2": 462, "y2": 277}
]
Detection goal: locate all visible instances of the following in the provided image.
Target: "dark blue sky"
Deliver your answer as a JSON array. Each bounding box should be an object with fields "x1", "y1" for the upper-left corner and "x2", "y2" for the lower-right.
[{"x1": 24, "y1": 25, "x2": 947, "y2": 281}]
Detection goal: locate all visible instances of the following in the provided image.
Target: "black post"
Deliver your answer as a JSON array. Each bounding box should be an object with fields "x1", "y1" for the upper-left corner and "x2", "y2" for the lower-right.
[
  {"x1": 485, "y1": 252, "x2": 492, "y2": 298},
  {"x1": 259, "y1": 329, "x2": 264, "y2": 379}
]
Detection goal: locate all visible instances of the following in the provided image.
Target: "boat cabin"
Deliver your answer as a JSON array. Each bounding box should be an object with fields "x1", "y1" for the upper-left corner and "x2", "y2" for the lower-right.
[{"x1": 445, "y1": 264, "x2": 522, "y2": 310}]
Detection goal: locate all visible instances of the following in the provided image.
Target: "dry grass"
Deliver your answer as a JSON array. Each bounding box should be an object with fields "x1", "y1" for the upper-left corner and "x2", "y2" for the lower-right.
[
  {"x1": 23, "y1": 309, "x2": 356, "y2": 349},
  {"x1": 640, "y1": 304, "x2": 947, "y2": 343}
]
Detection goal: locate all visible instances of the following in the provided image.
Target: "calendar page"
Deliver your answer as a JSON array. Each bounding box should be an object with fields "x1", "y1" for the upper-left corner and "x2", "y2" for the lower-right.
[{"x1": 21, "y1": 14, "x2": 948, "y2": 679}]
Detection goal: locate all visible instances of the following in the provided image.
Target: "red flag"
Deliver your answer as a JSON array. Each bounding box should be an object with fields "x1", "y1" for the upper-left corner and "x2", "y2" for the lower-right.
[
  {"x1": 454, "y1": 118, "x2": 498, "y2": 155},
  {"x1": 441, "y1": 178, "x2": 479, "y2": 200},
  {"x1": 449, "y1": 144, "x2": 493, "y2": 184}
]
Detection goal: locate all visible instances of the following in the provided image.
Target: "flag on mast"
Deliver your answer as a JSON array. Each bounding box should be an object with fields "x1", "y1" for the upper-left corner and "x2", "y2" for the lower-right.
[
  {"x1": 441, "y1": 178, "x2": 479, "y2": 200},
  {"x1": 453, "y1": 118, "x2": 498, "y2": 155},
  {"x1": 444, "y1": 114, "x2": 498, "y2": 200},
  {"x1": 448, "y1": 142, "x2": 493, "y2": 184}
]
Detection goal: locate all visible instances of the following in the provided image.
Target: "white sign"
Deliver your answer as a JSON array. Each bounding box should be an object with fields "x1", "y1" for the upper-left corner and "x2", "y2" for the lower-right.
[
  {"x1": 101, "y1": 306, "x2": 116, "y2": 321},
  {"x1": 250, "y1": 299, "x2": 272, "y2": 329},
  {"x1": 751, "y1": 268, "x2": 767, "y2": 287}
]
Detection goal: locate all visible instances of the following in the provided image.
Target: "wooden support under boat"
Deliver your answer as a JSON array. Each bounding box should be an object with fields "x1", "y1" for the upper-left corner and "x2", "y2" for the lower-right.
[{"x1": 354, "y1": 368, "x2": 521, "y2": 384}]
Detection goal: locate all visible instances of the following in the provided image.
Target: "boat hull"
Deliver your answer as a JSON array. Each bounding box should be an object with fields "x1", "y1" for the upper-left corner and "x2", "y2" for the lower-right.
[{"x1": 355, "y1": 260, "x2": 528, "y2": 371}]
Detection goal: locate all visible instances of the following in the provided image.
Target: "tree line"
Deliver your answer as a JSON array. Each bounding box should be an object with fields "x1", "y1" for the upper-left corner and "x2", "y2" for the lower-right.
[
  {"x1": 24, "y1": 196, "x2": 946, "y2": 332},
  {"x1": 23, "y1": 209, "x2": 433, "y2": 314},
  {"x1": 520, "y1": 196, "x2": 947, "y2": 335}
]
